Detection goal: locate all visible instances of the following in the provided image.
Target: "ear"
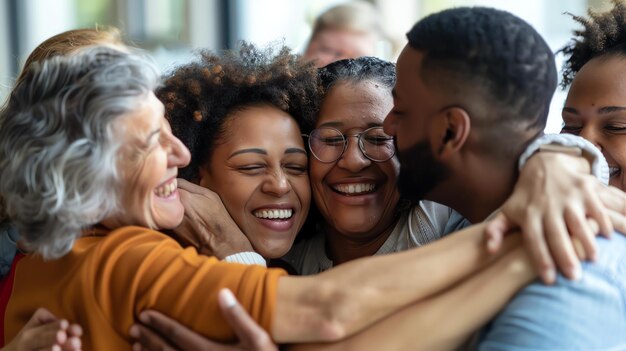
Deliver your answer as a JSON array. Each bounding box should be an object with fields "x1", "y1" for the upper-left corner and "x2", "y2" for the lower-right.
[{"x1": 434, "y1": 107, "x2": 471, "y2": 159}]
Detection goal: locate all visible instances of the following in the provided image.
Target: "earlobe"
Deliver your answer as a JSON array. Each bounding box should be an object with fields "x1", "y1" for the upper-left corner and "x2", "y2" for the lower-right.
[{"x1": 438, "y1": 107, "x2": 471, "y2": 158}]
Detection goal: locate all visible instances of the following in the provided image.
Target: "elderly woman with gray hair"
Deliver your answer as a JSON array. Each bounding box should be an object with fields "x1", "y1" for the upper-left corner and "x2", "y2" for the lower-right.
[{"x1": 0, "y1": 45, "x2": 542, "y2": 350}]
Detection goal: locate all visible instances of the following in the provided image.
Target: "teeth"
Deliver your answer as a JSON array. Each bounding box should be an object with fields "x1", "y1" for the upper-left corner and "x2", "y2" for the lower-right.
[
  {"x1": 333, "y1": 183, "x2": 376, "y2": 195},
  {"x1": 154, "y1": 179, "x2": 177, "y2": 198},
  {"x1": 254, "y1": 209, "x2": 293, "y2": 219}
]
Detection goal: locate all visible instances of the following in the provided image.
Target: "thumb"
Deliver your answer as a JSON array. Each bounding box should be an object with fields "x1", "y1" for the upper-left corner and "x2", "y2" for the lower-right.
[{"x1": 485, "y1": 213, "x2": 516, "y2": 253}]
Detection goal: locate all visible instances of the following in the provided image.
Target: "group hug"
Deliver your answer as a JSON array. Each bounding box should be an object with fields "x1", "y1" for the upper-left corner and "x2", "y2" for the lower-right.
[{"x1": 1, "y1": 2, "x2": 626, "y2": 351}]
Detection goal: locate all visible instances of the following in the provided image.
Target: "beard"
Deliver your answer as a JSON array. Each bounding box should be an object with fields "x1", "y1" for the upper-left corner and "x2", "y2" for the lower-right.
[{"x1": 396, "y1": 140, "x2": 450, "y2": 204}]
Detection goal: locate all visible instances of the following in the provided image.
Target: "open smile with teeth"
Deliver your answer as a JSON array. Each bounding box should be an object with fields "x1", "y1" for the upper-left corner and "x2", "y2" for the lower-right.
[
  {"x1": 253, "y1": 209, "x2": 294, "y2": 220},
  {"x1": 332, "y1": 183, "x2": 377, "y2": 195},
  {"x1": 154, "y1": 178, "x2": 177, "y2": 198},
  {"x1": 609, "y1": 166, "x2": 621, "y2": 178}
]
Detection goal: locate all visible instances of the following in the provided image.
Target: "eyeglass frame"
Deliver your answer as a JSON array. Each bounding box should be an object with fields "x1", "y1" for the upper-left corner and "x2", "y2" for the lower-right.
[{"x1": 303, "y1": 126, "x2": 396, "y2": 163}]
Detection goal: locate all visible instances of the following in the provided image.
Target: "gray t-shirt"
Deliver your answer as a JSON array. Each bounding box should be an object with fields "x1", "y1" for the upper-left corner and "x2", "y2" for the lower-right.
[{"x1": 281, "y1": 201, "x2": 468, "y2": 275}]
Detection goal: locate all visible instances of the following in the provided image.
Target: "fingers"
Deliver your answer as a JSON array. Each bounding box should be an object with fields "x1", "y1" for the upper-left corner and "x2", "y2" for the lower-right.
[
  {"x1": 60, "y1": 335, "x2": 82, "y2": 351},
  {"x1": 27, "y1": 308, "x2": 58, "y2": 327},
  {"x1": 133, "y1": 310, "x2": 218, "y2": 351},
  {"x1": 484, "y1": 213, "x2": 515, "y2": 253},
  {"x1": 130, "y1": 323, "x2": 177, "y2": 351},
  {"x1": 606, "y1": 210, "x2": 626, "y2": 235},
  {"x1": 583, "y1": 182, "x2": 613, "y2": 237},
  {"x1": 563, "y1": 206, "x2": 597, "y2": 261},
  {"x1": 20, "y1": 320, "x2": 69, "y2": 350},
  {"x1": 218, "y1": 289, "x2": 278, "y2": 351},
  {"x1": 177, "y1": 178, "x2": 215, "y2": 196},
  {"x1": 515, "y1": 212, "x2": 557, "y2": 284},
  {"x1": 67, "y1": 323, "x2": 83, "y2": 338},
  {"x1": 544, "y1": 214, "x2": 580, "y2": 282}
]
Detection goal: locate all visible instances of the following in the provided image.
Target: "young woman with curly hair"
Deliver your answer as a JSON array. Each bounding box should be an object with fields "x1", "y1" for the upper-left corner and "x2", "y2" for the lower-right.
[
  {"x1": 560, "y1": 0, "x2": 626, "y2": 192},
  {"x1": 157, "y1": 43, "x2": 319, "y2": 260}
]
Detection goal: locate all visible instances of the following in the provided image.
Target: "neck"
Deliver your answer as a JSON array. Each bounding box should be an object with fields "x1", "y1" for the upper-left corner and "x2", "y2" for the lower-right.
[
  {"x1": 433, "y1": 156, "x2": 518, "y2": 223},
  {"x1": 324, "y1": 218, "x2": 399, "y2": 265}
]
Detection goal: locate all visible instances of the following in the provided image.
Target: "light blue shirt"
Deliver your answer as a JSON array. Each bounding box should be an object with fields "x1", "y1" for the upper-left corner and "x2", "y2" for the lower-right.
[
  {"x1": 478, "y1": 234, "x2": 626, "y2": 350},
  {"x1": 0, "y1": 222, "x2": 19, "y2": 278}
]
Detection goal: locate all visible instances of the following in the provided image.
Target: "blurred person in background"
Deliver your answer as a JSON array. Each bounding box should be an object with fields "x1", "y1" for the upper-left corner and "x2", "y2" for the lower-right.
[{"x1": 302, "y1": 1, "x2": 391, "y2": 68}]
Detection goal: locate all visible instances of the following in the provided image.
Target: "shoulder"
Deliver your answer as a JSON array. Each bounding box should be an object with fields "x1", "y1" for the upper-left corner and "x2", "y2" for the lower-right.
[{"x1": 479, "y1": 234, "x2": 626, "y2": 350}]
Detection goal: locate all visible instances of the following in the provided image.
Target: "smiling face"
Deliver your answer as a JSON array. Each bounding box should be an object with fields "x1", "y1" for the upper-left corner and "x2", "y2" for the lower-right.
[
  {"x1": 110, "y1": 92, "x2": 191, "y2": 230},
  {"x1": 200, "y1": 105, "x2": 311, "y2": 258},
  {"x1": 309, "y1": 80, "x2": 401, "y2": 239},
  {"x1": 562, "y1": 55, "x2": 626, "y2": 191}
]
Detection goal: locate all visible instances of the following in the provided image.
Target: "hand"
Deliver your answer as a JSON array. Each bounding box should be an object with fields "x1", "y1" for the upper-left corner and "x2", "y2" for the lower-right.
[
  {"x1": 130, "y1": 288, "x2": 278, "y2": 351},
  {"x1": 484, "y1": 152, "x2": 624, "y2": 284},
  {"x1": 2, "y1": 308, "x2": 82, "y2": 351},
  {"x1": 173, "y1": 179, "x2": 253, "y2": 258}
]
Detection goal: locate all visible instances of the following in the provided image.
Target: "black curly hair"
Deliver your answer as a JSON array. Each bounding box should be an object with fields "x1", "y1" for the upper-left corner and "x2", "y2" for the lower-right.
[
  {"x1": 560, "y1": 0, "x2": 626, "y2": 88},
  {"x1": 405, "y1": 7, "x2": 557, "y2": 159},
  {"x1": 157, "y1": 43, "x2": 319, "y2": 181}
]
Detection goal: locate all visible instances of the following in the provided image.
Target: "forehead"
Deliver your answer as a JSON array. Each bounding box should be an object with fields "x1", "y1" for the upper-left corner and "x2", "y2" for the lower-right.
[
  {"x1": 223, "y1": 105, "x2": 303, "y2": 144},
  {"x1": 567, "y1": 56, "x2": 626, "y2": 106},
  {"x1": 317, "y1": 80, "x2": 392, "y2": 127}
]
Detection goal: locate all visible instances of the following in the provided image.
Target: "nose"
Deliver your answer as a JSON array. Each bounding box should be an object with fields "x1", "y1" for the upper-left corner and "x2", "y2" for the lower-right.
[
  {"x1": 578, "y1": 126, "x2": 602, "y2": 152},
  {"x1": 383, "y1": 110, "x2": 397, "y2": 137},
  {"x1": 167, "y1": 132, "x2": 191, "y2": 168},
  {"x1": 262, "y1": 170, "x2": 291, "y2": 197},
  {"x1": 336, "y1": 136, "x2": 371, "y2": 172}
]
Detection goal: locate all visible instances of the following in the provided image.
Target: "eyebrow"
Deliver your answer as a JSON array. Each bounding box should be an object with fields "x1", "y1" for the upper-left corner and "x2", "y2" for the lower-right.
[
  {"x1": 228, "y1": 148, "x2": 267, "y2": 159},
  {"x1": 285, "y1": 148, "x2": 307, "y2": 155},
  {"x1": 598, "y1": 106, "x2": 626, "y2": 114},
  {"x1": 563, "y1": 106, "x2": 626, "y2": 115},
  {"x1": 317, "y1": 121, "x2": 382, "y2": 129},
  {"x1": 145, "y1": 128, "x2": 161, "y2": 145},
  {"x1": 562, "y1": 107, "x2": 578, "y2": 115}
]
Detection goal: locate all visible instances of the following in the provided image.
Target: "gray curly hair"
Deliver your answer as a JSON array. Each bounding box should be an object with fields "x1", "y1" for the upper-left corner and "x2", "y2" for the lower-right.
[{"x1": 0, "y1": 46, "x2": 160, "y2": 259}]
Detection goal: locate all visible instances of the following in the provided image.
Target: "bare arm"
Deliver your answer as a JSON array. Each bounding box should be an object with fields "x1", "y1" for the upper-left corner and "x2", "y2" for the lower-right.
[
  {"x1": 272, "y1": 223, "x2": 522, "y2": 343},
  {"x1": 289, "y1": 245, "x2": 533, "y2": 351}
]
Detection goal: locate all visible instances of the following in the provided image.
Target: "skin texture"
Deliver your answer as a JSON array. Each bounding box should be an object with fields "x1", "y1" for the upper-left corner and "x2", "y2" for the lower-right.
[
  {"x1": 102, "y1": 93, "x2": 191, "y2": 230},
  {"x1": 309, "y1": 80, "x2": 400, "y2": 264},
  {"x1": 199, "y1": 105, "x2": 310, "y2": 259},
  {"x1": 303, "y1": 29, "x2": 376, "y2": 68},
  {"x1": 561, "y1": 55, "x2": 626, "y2": 192}
]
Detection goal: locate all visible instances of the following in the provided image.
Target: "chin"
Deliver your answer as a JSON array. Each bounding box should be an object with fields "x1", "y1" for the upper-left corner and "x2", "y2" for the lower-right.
[
  {"x1": 152, "y1": 206, "x2": 185, "y2": 230},
  {"x1": 253, "y1": 241, "x2": 294, "y2": 259}
]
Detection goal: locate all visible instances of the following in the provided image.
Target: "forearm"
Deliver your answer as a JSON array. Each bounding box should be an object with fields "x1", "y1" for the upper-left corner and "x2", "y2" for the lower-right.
[
  {"x1": 273, "y1": 224, "x2": 522, "y2": 343},
  {"x1": 289, "y1": 246, "x2": 534, "y2": 351}
]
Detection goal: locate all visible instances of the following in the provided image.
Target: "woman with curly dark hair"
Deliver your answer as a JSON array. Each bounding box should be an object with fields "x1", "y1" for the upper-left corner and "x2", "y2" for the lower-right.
[
  {"x1": 560, "y1": 0, "x2": 626, "y2": 192},
  {"x1": 157, "y1": 43, "x2": 319, "y2": 260}
]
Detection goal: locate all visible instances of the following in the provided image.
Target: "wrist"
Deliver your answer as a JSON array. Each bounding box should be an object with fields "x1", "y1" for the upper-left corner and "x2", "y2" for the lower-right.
[{"x1": 519, "y1": 133, "x2": 608, "y2": 185}]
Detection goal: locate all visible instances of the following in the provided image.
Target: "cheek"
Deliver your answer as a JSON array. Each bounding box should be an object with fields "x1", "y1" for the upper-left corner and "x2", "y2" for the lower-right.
[
  {"x1": 291, "y1": 175, "x2": 311, "y2": 208},
  {"x1": 212, "y1": 174, "x2": 256, "y2": 214}
]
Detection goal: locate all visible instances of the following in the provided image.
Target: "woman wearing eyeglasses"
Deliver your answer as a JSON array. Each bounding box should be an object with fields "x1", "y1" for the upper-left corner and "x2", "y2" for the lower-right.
[{"x1": 280, "y1": 57, "x2": 462, "y2": 274}]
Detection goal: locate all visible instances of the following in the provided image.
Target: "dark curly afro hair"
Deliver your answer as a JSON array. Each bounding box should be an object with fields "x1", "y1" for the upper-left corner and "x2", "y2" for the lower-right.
[
  {"x1": 560, "y1": 0, "x2": 626, "y2": 88},
  {"x1": 157, "y1": 43, "x2": 320, "y2": 181}
]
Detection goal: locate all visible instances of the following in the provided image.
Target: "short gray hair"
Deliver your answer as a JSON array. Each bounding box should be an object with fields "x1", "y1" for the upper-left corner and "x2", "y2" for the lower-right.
[{"x1": 0, "y1": 46, "x2": 159, "y2": 259}]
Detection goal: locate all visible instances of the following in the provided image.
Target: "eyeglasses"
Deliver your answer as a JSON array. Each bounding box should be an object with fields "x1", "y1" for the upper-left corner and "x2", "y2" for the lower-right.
[{"x1": 304, "y1": 126, "x2": 396, "y2": 163}]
